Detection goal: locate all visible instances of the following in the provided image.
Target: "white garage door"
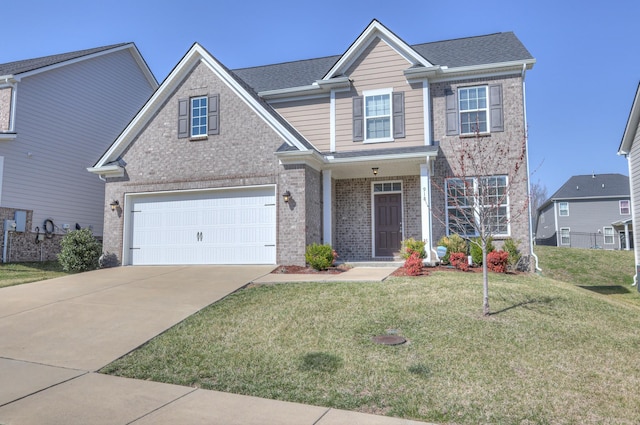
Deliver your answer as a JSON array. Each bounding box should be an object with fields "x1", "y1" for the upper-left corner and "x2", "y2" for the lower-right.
[{"x1": 128, "y1": 187, "x2": 276, "y2": 265}]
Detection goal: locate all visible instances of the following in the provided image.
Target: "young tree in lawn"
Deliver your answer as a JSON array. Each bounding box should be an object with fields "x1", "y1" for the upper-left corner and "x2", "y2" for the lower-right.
[{"x1": 438, "y1": 129, "x2": 529, "y2": 316}]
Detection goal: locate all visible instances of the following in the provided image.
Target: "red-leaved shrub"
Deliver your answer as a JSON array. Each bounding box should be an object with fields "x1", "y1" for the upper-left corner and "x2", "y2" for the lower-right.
[
  {"x1": 404, "y1": 251, "x2": 423, "y2": 276},
  {"x1": 449, "y1": 252, "x2": 469, "y2": 272},
  {"x1": 487, "y1": 250, "x2": 509, "y2": 273}
]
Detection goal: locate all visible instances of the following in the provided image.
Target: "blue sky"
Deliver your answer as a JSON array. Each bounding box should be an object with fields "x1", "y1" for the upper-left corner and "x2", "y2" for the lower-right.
[{"x1": 3, "y1": 0, "x2": 638, "y2": 196}]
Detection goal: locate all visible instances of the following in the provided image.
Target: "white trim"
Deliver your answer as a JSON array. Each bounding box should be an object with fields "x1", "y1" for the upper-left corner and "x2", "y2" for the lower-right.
[
  {"x1": 330, "y1": 90, "x2": 336, "y2": 152},
  {"x1": 558, "y1": 201, "x2": 569, "y2": 217},
  {"x1": 603, "y1": 226, "x2": 615, "y2": 245},
  {"x1": 122, "y1": 184, "x2": 276, "y2": 265},
  {"x1": 422, "y1": 80, "x2": 431, "y2": 145},
  {"x1": 619, "y1": 199, "x2": 631, "y2": 215},
  {"x1": 420, "y1": 162, "x2": 432, "y2": 263},
  {"x1": 458, "y1": 85, "x2": 490, "y2": 135},
  {"x1": 371, "y1": 180, "x2": 404, "y2": 258},
  {"x1": 559, "y1": 227, "x2": 571, "y2": 246},
  {"x1": 323, "y1": 170, "x2": 332, "y2": 246}
]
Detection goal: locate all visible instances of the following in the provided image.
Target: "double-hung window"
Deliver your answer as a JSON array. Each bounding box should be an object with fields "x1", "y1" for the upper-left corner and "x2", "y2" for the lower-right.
[
  {"x1": 445, "y1": 175, "x2": 509, "y2": 237},
  {"x1": 364, "y1": 89, "x2": 392, "y2": 142},
  {"x1": 559, "y1": 202, "x2": 569, "y2": 217},
  {"x1": 560, "y1": 228, "x2": 571, "y2": 246},
  {"x1": 620, "y1": 200, "x2": 630, "y2": 215},
  {"x1": 603, "y1": 227, "x2": 615, "y2": 245},
  {"x1": 459, "y1": 86, "x2": 488, "y2": 134},
  {"x1": 178, "y1": 94, "x2": 219, "y2": 139}
]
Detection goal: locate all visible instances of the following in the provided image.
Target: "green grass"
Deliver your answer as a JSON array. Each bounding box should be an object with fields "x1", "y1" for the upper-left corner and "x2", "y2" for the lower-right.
[
  {"x1": 103, "y1": 248, "x2": 640, "y2": 424},
  {"x1": 0, "y1": 261, "x2": 68, "y2": 288}
]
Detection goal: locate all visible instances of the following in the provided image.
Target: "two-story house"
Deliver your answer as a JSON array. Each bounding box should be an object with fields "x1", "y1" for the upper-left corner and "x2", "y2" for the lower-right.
[
  {"x1": 0, "y1": 44, "x2": 157, "y2": 262},
  {"x1": 89, "y1": 20, "x2": 535, "y2": 267},
  {"x1": 535, "y1": 174, "x2": 632, "y2": 249}
]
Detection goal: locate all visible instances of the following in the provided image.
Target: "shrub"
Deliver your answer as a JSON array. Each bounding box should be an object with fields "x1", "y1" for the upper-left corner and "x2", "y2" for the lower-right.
[
  {"x1": 305, "y1": 243, "x2": 335, "y2": 271},
  {"x1": 404, "y1": 251, "x2": 423, "y2": 276},
  {"x1": 487, "y1": 250, "x2": 509, "y2": 273},
  {"x1": 57, "y1": 228, "x2": 102, "y2": 273},
  {"x1": 437, "y1": 234, "x2": 467, "y2": 264},
  {"x1": 470, "y1": 237, "x2": 495, "y2": 265},
  {"x1": 503, "y1": 238, "x2": 522, "y2": 269},
  {"x1": 401, "y1": 238, "x2": 425, "y2": 259},
  {"x1": 449, "y1": 252, "x2": 469, "y2": 272}
]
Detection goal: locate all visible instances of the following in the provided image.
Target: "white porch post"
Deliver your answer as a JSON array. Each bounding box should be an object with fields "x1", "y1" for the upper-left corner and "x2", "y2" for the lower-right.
[
  {"x1": 323, "y1": 170, "x2": 332, "y2": 246},
  {"x1": 420, "y1": 161, "x2": 432, "y2": 263},
  {"x1": 625, "y1": 222, "x2": 631, "y2": 251}
]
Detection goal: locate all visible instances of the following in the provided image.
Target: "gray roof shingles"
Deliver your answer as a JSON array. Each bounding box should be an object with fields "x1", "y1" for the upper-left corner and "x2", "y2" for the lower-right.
[
  {"x1": 233, "y1": 32, "x2": 533, "y2": 93},
  {"x1": 550, "y1": 174, "x2": 630, "y2": 200},
  {"x1": 0, "y1": 43, "x2": 130, "y2": 76}
]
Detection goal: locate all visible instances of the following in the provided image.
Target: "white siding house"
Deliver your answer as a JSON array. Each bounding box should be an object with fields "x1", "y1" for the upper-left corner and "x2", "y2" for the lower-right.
[{"x1": 0, "y1": 44, "x2": 157, "y2": 261}]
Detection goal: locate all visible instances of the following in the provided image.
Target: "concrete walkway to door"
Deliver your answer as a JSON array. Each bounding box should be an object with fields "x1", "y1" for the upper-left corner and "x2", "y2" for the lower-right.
[{"x1": 0, "y1": 265, "x2": 429, "y2": 425}]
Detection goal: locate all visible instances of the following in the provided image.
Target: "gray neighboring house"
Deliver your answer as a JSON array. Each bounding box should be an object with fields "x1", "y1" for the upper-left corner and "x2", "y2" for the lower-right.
[
  {"x1": 618, "y1": 81, "x2": 640, "y2": 286},
  {"x1": 89, "y1": 20, "x2": 536, "y2": 267},
  {"x1": 0, "y1": 44, "x2": 157, "y2": 262},
  {"x1": 535, "y1": 174, "x2": 632, "y2": 249}
]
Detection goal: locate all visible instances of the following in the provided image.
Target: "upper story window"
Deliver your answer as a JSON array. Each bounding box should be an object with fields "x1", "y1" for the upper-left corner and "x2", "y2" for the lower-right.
[
  {"x1": 365, "y1": 91, "x2": 391, "y2": 141},
  {"x1": 191, "y1": 97, "x2": 208, "y2": 137},
  {"x1": 459, "y1": 87, "x2": 487, "y2": 134},
  {"x1": 620, "y1": 200, "x2": 630, "y2": 215},
  {"x1": 353, "y1": 89, "x2": 404, "y2": 143},
  {"x1": 178, "y1": 94, "x2": 219, "y2": 140},
  {"x1": 558, "y1": 202, "x2": 569, "y2": 216},
  {"x1": 445, "y1": 84, "x2": 503, "y2": 136}
]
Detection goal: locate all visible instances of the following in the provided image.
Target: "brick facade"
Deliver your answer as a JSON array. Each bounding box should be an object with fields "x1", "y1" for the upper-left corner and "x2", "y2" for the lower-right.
[
  {"x1": 0, "y1": 208, "x2": 62, "y2": 262},
  {"x1": 0, "y1": 87, "x2": 12, "y2": 132}
]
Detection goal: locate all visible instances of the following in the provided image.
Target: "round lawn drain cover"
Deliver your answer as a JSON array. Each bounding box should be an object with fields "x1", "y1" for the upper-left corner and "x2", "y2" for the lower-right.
[{"x1": 372, "y1": 335, "x2": 407, "y2": 345}]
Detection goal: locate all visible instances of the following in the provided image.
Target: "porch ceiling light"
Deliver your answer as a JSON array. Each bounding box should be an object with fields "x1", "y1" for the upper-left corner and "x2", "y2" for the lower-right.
[
  {"x1": 110, "y1": 200, "x2": 120, "y2": 211},
  {"x1": 282, "y1": 191, "x2": 291, "y2": 203},
  {"x1": 372, "y1": 167, "x2": 379, "y2": 176}
]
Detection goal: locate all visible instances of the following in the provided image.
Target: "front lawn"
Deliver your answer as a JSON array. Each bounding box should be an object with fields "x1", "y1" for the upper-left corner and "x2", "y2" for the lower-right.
[
  {"x1": 102, "y1": 266, "x2": 640, "y2": 424},
  {"x1": 0, "y1": 261, "x2": 68, "y2": 288}
]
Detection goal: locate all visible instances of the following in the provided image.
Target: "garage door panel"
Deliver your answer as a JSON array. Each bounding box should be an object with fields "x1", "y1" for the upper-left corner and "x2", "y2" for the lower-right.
[{"x1": 129, "y1": 187, "x2": 276, "y2": 265}]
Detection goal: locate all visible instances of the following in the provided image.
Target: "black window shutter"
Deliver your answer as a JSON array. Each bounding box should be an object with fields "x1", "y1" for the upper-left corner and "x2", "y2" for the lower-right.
[
  {"x1": 392, "y1": 91, "x2": 405, "y2": 138},
  {"x1": 353, "y1": 96, "x2": 364, "y2": 142},
  {"x1": 489, "y1": 84, "x2": 504, "y2": 132},
  {"x1": 445, "y1": 88, "x2": 458, "y2": 136},
  {"x1": 208, "y1": 94, "x2": 219, "y2": 135},
  {"x1": 178, "y1": 98, "x2": 189, "y2": 138}
]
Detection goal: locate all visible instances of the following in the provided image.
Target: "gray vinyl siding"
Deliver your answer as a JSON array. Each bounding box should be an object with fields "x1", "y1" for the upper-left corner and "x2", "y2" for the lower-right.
[
  {"x1": 535, "y1": 203, "x2": 556, "y2": 239},
  {"x1": 0, "y1": 49, "x2": 155, "y2": 236},
  {"x1": 629, "y1": 120, "x2": 640, "y2": 264}
]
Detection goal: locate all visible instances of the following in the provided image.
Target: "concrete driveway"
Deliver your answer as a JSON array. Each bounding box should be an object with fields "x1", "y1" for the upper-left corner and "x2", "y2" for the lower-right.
[{"x1": 0, "y1": 265, "x2": 273, "y2": 371}]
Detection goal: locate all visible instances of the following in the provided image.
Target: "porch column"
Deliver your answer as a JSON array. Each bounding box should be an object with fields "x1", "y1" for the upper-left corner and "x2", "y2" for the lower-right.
[
  {"x1": 625, "y1": 222, "x2": 630, "y2": 251},
  {"x1": 420, "y1": 162, "x2": 432, "y2": 263},
  {"x1": 323, "y1": 170, "x2": 332, "y2": 246}
]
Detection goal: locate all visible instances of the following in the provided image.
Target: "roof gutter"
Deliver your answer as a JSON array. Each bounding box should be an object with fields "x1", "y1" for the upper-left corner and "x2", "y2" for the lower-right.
[
  {"x1": 87, "y1": 164, "x2": 125, "y2": 178},
  {"x1": 0, "y1": 75, "x2": 19, "y2": 85},
  {"x1": 260, "y1": 76, "x2": 351, "y2": 100}
]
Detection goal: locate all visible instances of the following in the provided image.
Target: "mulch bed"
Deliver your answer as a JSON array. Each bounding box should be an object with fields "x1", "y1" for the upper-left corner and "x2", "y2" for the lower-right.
[{"x1": 271, "y1": 264, "x2": 351, "y2": 274}]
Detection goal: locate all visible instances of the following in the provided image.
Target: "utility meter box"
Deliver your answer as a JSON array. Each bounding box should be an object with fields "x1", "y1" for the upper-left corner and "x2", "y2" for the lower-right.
[
  {"x1": 14, "y1": 211, "x2": 26, "y2": 233},
  {"x1": 4, "y1": 220, "x2": 16, "y2": 232}
]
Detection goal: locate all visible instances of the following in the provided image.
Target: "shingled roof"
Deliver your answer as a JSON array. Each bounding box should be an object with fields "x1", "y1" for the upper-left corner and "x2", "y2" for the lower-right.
[
  {"x1": 0, "y1": 43, "x2": 131, "y2": 76},
  {"x1": 548, "y1": 174, "x2": 630, "y2": 201},
  {"x1": 233, "y1": 32, "x2": 533, "y2": 93}
]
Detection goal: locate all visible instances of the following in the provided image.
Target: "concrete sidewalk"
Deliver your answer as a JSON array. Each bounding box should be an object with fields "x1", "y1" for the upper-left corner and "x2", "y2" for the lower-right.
[{"x1": 0, "y1": 265, "x2": 430, "y2": 425}]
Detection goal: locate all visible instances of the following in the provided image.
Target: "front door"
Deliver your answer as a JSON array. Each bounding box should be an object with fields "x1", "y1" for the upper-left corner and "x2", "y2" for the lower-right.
[{"x1": 374, "y1": 193, "x2": 402, "y2": 257}]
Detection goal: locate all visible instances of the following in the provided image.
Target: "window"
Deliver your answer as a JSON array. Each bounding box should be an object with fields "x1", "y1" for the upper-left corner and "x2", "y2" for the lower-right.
[
  {"x1": 603, "y1": 227, "x2": 615, "y2": 245},
  {"x1": 559, "y1": 202, "x2": 569, "y2": 217},
  {"x1": 620, "y1": 200, "x2": 630, "y2": 215},
  {"x1": 352, "y1": 90, "x2": 404, "y2": 142},
  {"x1": 459, "y1": 86, "x2": 487, "y2": 134},
  {"x1": 190, "y1": 97, "x2": 208, "y2": 137},
  {"x1": 178, "y1": 94, "x2": 219, "y2": 139},
  {"x1": 373, "y1": 182, "x2": 402, "y2": 192},
  {"x1": 560, "y1": 228, "x2": 571, "y2": 246},
  {"x1": 445, "y1": 175, "x2": 509, "y2": 237}
]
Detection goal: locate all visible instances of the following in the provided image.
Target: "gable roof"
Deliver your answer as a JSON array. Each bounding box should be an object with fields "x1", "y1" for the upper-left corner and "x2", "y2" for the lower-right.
[
  {"x1": 89, "y1": 43, "x2": 313, "y2": 175},
  {"x1": 233, "y1": 20, "x2": 534, "y2": 94},
  {"x1": 0, "y1": 43, "x2": 156, "y2": 87},
  {"x1": 619, "y1": 81, "x2": 640, "y2": 155},
  {"x1": 541, "y1": 174, "x2": 630, "y2": 210}
]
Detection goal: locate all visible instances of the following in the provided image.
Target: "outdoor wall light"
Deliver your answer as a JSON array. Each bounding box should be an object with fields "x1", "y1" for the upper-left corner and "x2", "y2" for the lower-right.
[
  {"x1": 372, "y1": 167, "x2": 379, "y2": 176},
  {"x1": 282, "y1": 191, "x2": 291, "y2": 203},
  {"x1": 110, "y1": 200, "x2": 120, "y2": 211}
]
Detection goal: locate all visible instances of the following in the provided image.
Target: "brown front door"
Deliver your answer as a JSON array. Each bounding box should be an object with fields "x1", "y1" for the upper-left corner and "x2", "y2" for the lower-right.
[{"x1": 374, "y1": 193, "x2": 402, "y2": 257}]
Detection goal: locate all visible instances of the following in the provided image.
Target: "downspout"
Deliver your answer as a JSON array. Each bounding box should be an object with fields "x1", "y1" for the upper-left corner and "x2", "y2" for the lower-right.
[{"x1": 522, "y1": 64, "x2": 541, "y2": 272}]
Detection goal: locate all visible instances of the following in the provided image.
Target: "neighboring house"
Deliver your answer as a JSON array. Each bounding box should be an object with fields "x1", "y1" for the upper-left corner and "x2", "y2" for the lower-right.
[
  {"x1": 618, "y1": 82, "x2": 640, "y2": 286},
  {"x1": 89, "y1": 20, "x2": 535, "y2": 267},
  {"x1": 535, "y1": 174, "x2": 632, "y2": 249},
  {"x1": 0, "y1": 44, "x2": 157, "y2": 262}
]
